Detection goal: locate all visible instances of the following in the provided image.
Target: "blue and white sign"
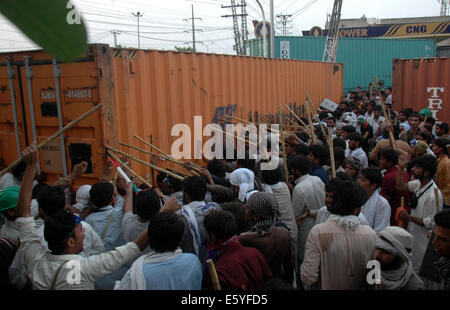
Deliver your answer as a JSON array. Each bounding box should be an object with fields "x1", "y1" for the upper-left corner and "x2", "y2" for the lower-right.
[{"x1": 280, "y1": 41, "x2": 290, "y2": 59}]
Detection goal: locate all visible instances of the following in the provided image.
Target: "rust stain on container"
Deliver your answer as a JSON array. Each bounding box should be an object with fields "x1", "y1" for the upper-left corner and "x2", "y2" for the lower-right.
[
  {"x1": 0, "y1": 45, "x2": 343, "y2": 187},
  {"x1": 392, "y1": 57, "x2": 449, "y2": 124}
]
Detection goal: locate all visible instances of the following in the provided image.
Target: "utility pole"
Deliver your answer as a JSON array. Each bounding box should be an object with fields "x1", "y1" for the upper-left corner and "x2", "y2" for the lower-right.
[
  {"x1": 111, "y1": 30, "x2": 121, "y2": 47},
  {"x1": 184, "y1": 5, "x2": 203, "y2": 52},
  {"x1": 132, "y1": 11, "x2": 143, "y2": 48},
  {"x1": 276, "y1": 14, "x2": 292, "y2": 36},
  {"x1": 221, "y1": 1, "x2": 248, "y2": 55}
]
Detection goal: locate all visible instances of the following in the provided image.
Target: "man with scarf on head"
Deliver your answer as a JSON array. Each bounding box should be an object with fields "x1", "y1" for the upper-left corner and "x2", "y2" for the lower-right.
[
  {"x1": 374, "y1": 226, "x2": 425, "y2": 290},
  {"x1": 209, "y1": 168, "x2": 259, "y2": 235},
  {"x1": 301, "y1": 180, "x2": 378, "y2": 290},
  {"x1": 239, "y1": 192, "x2": 295, "y2": 286},
  {"x1": 344, "y1": 156, "x2": 363, "y2": 181}
]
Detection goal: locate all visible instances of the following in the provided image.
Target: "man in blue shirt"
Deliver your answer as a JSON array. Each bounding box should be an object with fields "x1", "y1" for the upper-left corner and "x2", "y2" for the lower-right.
[
  {"x1": 308, "y1": 144, "x2": 329, "y2": 185},
  {"x1": 115, "y1": 212, "x2": 202, "y2": 290}
]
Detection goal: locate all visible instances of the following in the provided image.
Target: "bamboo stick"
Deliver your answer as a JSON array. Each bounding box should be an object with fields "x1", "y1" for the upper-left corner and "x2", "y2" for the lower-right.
[
  {"x1": 206, "y1": 259, "x2": 221, "y2": 290},
  {"x1": 105, "y1": 145, "x2": 184, "y2": 181},
  {"x1": 107, "y1": 150, "x2": 153, "y2": 188},
  {"x1": 374, "y1": 77, "x2": 397, "y2": 152},
  {"x1": 306, "y1": 91, "x2": 329, "y2": 144},
  {"x1": 397, "y1": 197, "x2": 405, "y2": 228},
  {"x1": 328, "y1": 127, "x2": 336, "y2": 179},
  {"x1": 0, "y1": 104, "x2": 102, "y2": 178},
  {"x1": 279, "y1": 108, "x2": 290, "y2": 185},
  {"x1": 225, "y1": 114, "x2": 252, "y2": 125},
  {"x1": 304, "y1": 99, "x2": 317, "y2": 144},
  {"x1": 434, "y1": 188, "x2": 441, "y2": 214},
  {"x1": 284, "y1": 104, "x2": 312, "y2": 135},
  {"x1": 119, "y1": 142, "x2": 164, "y2": 158}
]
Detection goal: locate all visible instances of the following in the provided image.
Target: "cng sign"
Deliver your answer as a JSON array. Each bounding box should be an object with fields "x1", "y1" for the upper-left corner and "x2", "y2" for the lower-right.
[{"x1": 280, "y1": 41, "x2": 290, "y2": 59}]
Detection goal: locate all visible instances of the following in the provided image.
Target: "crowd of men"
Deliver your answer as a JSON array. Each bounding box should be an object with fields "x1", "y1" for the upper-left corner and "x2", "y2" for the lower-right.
[{"x1": 0, "y1": 85, "x2": 449, "y2": 290}]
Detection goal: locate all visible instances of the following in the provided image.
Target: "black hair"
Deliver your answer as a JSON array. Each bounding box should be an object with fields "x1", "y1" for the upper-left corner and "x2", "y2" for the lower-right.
[
  {"x1": 11, "y1": 161, "x2": 26, "y2": 181},
  {"x1": 0, "y1": 209, "x2": 15, "y2": 221},
  {"x1": 135, "y1": 189, "x2": 161, "y2": 221},
  {"x1": 412, "y1": 154, "x2": 438, "y2": 179},
  {"x1": 378, "y1": 148, "x2": 399, "y2": 166},
  {"x1": 147, "y1": 212, "x2": 185, "y2": 253},
  {"x1": 44, "y1": 209, "x2": 77, "y2": 255},
  {"x1": 424, "y1": 124, "x2": 434, "y2": 134},
  {"x1": 166, "y1": 175, "x2": 183, "y2": 192},
  {"x1": 399, "y1": 109, "x2": 410, "y2": 117},
  {"x1": 32, "y1": 183, "x2": 47, "y2": 200},
  {"x1": 409, "y1": 112, "x2": 421, "y2": 120},
  {"x1": 309, "y1": 144, "x2": 330, "y2": 166},
  {"x1": 288, "y1": 155, "x2": 311, "y2": 176},
  {"x1": 361, "y1": 168, "x2": 383, "y2": 188},
  {"x1": 334, "y1": 147, "x2": 346, "y2": 167},
  {"x1": 295, "y1": 143, "x2": 310, "y2": 157},
  {"x1": 182, "y1": 176, "x2": 207, "y2": 201},
  {"x1": 296, "y1": 132, "x2": 310, "y2": 143},
  {"x1": 325, "y1": 178, "x2": 342, "y2": 193},
  {"x1": 261, "y1": 278, "x2": 294, "y2": 290},
  {"x1": 237, "y1": 156, "x2": 256, "y2": 172},
  {"x1": 425, "y1": 116, "x2": 435, "y2": 126},
  {"x1": 207, "y1": 159, "x2": 226, "y2": 179},
  {"x1": 37, "y1": 185, "x2": 66, "y2": 217},
  {"x1": 89, "y1": 182, "x2": 114, "y2": 209},
  {"x1": 418, "y1": 131, "x2": 433, "y2": 145},
  {"x1": 335, "y1": 171, "x2": 354, "y2": 182},
  {"x1": 319, "y1": 111, "x2": 329, "y2": 121},
  {"x1": 330, "y1": 181, "x2": 368, "y2": 216},
  {"x1": 327, "y1": 116, "x2": 336, "y2": 122},
  {"x1": 437, "y1": 122, "x2": 449, "y2": 134},
  {"x1": 261, "y1": 164, "x2": 283, "y2": 185},
  {"x1": 374, "y1": 105, "x2": 382, "y2": 112},
  {"x1": 435, "y1": 210, "x2": 450, "y2": 230},
  {"x1": 434, "y1": 138, "x2": 450, "y2": 155},
  {"x1": 348, "y1": 132, "x2": 363, "y2": 144},
  {"x1": 342, "y1": 125, "x2": 356, "y2": 134},
  {"x1": 156, "y1": 172, "x2": 167, "y2": 183},
  {"x1": 204, "y1": 210, "x2": 237, "y2": 241},
  {"x1": 333, "y1": 137, "x2": 346, "y2": 150}
]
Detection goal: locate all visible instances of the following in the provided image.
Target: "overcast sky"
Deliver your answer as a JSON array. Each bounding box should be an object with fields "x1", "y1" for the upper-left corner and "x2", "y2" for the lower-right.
[{"x1": 0, "y1": 0, "x2": 443, "y2": 55}]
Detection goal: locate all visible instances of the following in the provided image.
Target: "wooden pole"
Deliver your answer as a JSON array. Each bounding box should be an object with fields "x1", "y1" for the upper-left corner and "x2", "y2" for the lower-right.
[
  {"x1": 107, "y1": 150, "x2": 153, "y2": 188},
  {"x1": 284, "y1": 104, "x2": 312, "y2": 135},
  {"x1": 0, "y1": 104, "x2": 102, "y2": 178},
  {"x1": 306, "y1": 91, "x2": 329, "y2": 144},
  {"x1": 105, "y1": 145, "x2": 184, "y2": 181},
  {"x1": 279, "y1": 108, "x2": 290, "y2": 185},
  {"x1": 397, "y1": 197, "x2": 405, "y2": 228},
  {"x1": 374, "y1": 77, "x2": 397, "y2": 152},
  {"x1": 134, "y1": 135, "x2": 182, "y2": 163},
  {"x1": 328, "y1": 127, "x2": 336, "y2": 179},
  {"x1": 206, "y1": 259, "x2": 221, "y2": 290},
  {"x1": 434, "y1": 188, "x2": 441, "y2": 214},
  {"x1": 304, "y1": 99, "x2": 317, "y2": 145},
  {"x1": 150, "y1": 134, "x2": 156, "y2": 185}
]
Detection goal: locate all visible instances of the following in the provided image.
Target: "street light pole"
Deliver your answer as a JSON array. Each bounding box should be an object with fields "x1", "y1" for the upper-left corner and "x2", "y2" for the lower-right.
[
  {"x1": 270, "y1": 0, "x2": 274, "y2": 58},
  {"x1": 132, "y1": 11, "x2": 143, "y2": 48}
]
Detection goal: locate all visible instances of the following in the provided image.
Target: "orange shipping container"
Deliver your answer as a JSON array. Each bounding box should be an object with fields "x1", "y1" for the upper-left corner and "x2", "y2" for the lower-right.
[
  {"x1": 0, "y1": 44, "x2": 343, "y2": 187},
  {"x1": 392, "y1": 58, "x2": 450, "y2": 125}
]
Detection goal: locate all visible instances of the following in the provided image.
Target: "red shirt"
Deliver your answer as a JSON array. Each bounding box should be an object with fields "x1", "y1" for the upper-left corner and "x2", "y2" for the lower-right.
[
  {"x1": 207, "y1": 239, "x2": 273, "y2": 290},
  {"x1": 380, "y1": 166, "x2": 411, "y2": 228}
]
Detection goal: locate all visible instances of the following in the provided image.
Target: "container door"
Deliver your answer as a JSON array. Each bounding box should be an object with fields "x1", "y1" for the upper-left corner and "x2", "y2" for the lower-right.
[
  {"x1": 0, "y1": 59, "x2": 28, "y2": 171},
  {"x1": 19, "y1": 58, "x2": 103, "y2": 185}
]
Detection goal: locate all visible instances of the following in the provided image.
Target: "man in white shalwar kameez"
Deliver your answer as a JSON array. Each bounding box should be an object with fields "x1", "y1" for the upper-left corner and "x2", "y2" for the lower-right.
[
  {"x1": 396, "y1": 154, "x2": 443, "y2": 273},
  {"x1": 301, "y1": 181, "x2": 378, "y2": 290},
  {"x1": 359, "y1": 168, "x2": 391, "y2": 235},
  {"x1": 289, "y1": 155, "x2": 325, "y2": 264}
]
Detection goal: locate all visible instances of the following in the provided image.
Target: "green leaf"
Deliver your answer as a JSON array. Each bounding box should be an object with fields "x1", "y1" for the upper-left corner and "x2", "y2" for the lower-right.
[{"x1": 0, "y1": 0, "x2": 88, "y2": 61}]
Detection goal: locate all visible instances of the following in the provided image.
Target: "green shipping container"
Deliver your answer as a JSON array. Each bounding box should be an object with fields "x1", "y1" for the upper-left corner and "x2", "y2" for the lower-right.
[{"x1": 245, "y1": 36, "x2": 436, "y2": 93}]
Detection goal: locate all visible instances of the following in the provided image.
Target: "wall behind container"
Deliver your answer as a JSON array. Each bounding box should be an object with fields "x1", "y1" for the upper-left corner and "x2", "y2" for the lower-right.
[
  {"x1": 110, "y1": 49, "x2": 343, "y2": 178},
  {"x1": 392, "y1": 57, "x2": 449, "y2": 125},
  {"x1": 247, "y1": 36, "x2": 436, "y2": 93}
]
